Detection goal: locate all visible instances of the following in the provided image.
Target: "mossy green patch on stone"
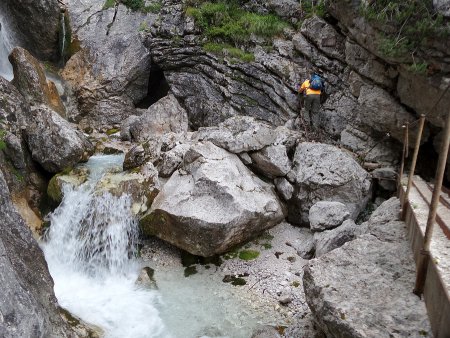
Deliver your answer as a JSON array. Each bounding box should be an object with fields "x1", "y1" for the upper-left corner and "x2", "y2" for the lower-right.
[
  {"x1": 184, "y1": 266, "x2": 198, "y2": 277},
  {"x1": 238, "y1": 250, "x2": 260, "y2": 261},
  {"x1": 106, "y1": 128, "x2": 120, "y2": 136},
  {"x1": 291, "y1": 281, "x2": 300, "y2": 288},
  {"x1": 47, "y1": 175, "x2": 63, "y2": 204}
]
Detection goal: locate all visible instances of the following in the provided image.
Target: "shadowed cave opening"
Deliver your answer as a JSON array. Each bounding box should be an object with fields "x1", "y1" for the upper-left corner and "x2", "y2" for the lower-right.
[{"x1": 136, "y1": 62, "x2": 170, "y2": 109}]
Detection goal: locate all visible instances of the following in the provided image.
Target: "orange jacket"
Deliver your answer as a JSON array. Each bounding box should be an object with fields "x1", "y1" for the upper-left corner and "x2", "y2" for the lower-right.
[{"x1": 299, "y1": 80, "x2": 321, "y2": 95}]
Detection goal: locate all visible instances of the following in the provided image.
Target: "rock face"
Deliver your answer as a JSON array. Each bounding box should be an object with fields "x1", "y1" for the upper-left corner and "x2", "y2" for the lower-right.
[
  {"x1": 290, "y1": 143, "x2": 372, "y2": 224},
  {"x1": 0, "y1": 170, "x2": 71, "y2": 337},
  {"x1": 61, "y1": 0, "x2": 154, "y2": 127},
  {"x1": 25, "y1": 105, "x2": 94, "y2": 173},
  {"x1": 250, "y1": 145, "x2": 292, "y2": 178},
  {"x1": 303, "y1": 198, "x2": 432, "y2": 337},
  {"x1": 0, "y1": 0, "x2": 61, "y2": 61},
  {"x1": 9, "y1": 47, "x2": 65, "y2": 115},
  {"x1": 140, "y1": 141, "x2": 286, "y2": 256}
]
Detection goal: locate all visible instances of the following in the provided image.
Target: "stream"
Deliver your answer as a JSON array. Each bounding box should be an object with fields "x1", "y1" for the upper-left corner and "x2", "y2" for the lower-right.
[{"x1": 42, "y1": 155, "x2": 264, "y2": 338}]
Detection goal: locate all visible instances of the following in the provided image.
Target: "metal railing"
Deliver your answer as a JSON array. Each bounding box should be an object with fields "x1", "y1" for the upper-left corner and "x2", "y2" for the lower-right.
[{"x1": 396, "y1": 83, "x2": 450, "y2": 296}]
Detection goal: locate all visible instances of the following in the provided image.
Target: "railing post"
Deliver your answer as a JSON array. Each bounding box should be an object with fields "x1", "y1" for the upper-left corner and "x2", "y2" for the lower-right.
[
  {"x1": 414, "y1": 111, "x2": 450, "y2": 296},
  {"x1": 401, "y1": 115, "x2": 426, "y2": 220},
  {"x1": 397, "y1": 124, "x2": 408, "y2": 198}
]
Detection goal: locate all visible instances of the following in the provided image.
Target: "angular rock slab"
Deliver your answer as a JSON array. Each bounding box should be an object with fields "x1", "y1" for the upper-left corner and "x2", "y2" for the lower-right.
[
  {"x1": 309, "y1": 201, "x2": 350, "y2": 232},
  {"x1": 303, "y1": 234, "x2": 431, "y2": 338},
  {"x1": 291, "y1": 142, "x2": 371, "y2": 224},
  {"x1": 25, "y1": 105, "x2": 94, "y2": 173},
  {"x1": 140, "y1": 142, "x2": 286, "y2": 256},
  {"x1": 250, "y1": 144, "x2": 292, "y2": 178}
]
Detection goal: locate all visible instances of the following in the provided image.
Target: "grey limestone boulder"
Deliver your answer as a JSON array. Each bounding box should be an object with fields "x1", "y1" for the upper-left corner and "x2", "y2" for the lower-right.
[
  {"x1": 304, "y1": 234, "x2": 431, "y2": 337},
  {"x1": 140, "y1": 141, "x2": 286, "y2": 256},
  {"x1": 274, "y1": 177, "x2": 294, "y2": 201},
  {"x1": 197, "y1": 116, "x2": 279, "y2": 153},
  {"x1": 130, "y1": 94, "x2": 188, "y2": 142},
  {"x1": 313, "y1": 219, "x2": 366, "y2": 257},
  {"x1": 120, "y1": 115, "x2": 140, "y2": 141},
  {"x1": 24, "y1": 105, "x2": 94, "y2": 173},
  {"x1": 250, "y1": 144, "x2": 292, "y2": 178},
  {"x1": 290, "y1": 142, "x2": 372, "y2": 225},
  {"x1": 309, "y1": 201, "x2": 350, "y2": 232},
  {"x1": 156, "y1": 143, "x2": 190, "y2": 178}
]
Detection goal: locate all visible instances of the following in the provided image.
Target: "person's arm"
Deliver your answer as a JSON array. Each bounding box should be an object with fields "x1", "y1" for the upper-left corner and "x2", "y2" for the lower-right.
[{"x1": 299, "y1": 80, "x2": 308, "y2": 93}]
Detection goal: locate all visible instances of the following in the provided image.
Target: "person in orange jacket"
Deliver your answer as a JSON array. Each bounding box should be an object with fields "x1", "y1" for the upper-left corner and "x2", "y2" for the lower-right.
[{"x1": 298, "y1": 73, "x2": 323, "y2": 129}]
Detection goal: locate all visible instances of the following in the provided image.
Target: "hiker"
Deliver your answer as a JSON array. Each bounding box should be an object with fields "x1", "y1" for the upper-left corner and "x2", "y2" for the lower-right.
[{"x1": 298, "y1": 73, "x2": 323, "y2": 129}]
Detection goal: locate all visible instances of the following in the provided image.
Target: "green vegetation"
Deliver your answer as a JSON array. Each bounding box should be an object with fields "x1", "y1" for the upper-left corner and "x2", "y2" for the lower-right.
[
  {"x1": 238, "y1": 249, "x2": 260, "y2": 261},
  {"x1": 222, "y1": 274, "x2": 247, "y2": 286},
  {"x1": 106, "y1": 128, "x2": 120, "y2": 135},
  {"x1": 408, "y1": 61, "x2": 429, "y2": 74},
  {"x1": 104, "y1": 0, "x2": 162, "y2": 13},
  {"x1": 291, "y1": 281, "x2": 300, "y2": 288},
  {"x1": 103, "y1": 0, "x2": 116, "y2": 10},
  {"x1": 361, "y1": 0, "x2": 449, "y2": 62},
  {"x1": 186, "y1": 1, "x2": 289, "y2": 63},
  {"x1": 203, "y1": 42, "x2": 255, "y2": 62},
  {"x1": 0, "y1": 129, "x2": 6, "y2": 151},
  {"x1": 299, "y1": 0, "x2": 327, "y2": 19},
  {"x1": 186, "y1": 2, "x2": 288, "y2": 44}
]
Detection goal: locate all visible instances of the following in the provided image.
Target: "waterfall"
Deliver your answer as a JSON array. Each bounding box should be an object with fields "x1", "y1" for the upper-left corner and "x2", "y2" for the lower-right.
[
  {"x1": 43, "y1": 155, "x2": 169, "y2": 338},
  {"x1": 59, "y1": 11, "x2": 66, "y2": 67},
  {"x1": 0, "y1": 19, "x2": 14, "y2": 81}
]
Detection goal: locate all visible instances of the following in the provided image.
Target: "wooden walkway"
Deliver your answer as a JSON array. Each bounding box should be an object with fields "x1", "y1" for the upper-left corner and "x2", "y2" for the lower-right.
[{"x1": 400, "y1": 176, "x2": 450, "y2": 338}]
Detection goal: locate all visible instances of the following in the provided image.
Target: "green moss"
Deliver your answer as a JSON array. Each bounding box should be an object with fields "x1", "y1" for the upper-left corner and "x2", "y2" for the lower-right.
[
  {"x1": 184, "y1": 266, "x2": 198, "y2": 277},
  {"x1": 138, "y1": 21, "x2": 150, "y2": 32},
  {"x1": 261, "y1": 243, "x2": 272, "y2": 250},
  {"x1": 408, "y1": 61, "x2": 428, "y2": 74},
  {"x1": 47, "y1": 175, "x2": 63, "y2": 204},
  {"x1": 291, "y1": 281, "x2": 300, "y2": 288},
  {"x1": 222, "y1": 274, "x2": 247, "y2": 286},
  {"x1": 144, "y1": 2, "x2": 162, "y2": 14},
  {"x1": 238, "y1": 249, "x2": 260, "y2": 261},
  {"x1": 223, "y1": 248, "x2": 239, "y2": 260},
  {"x1": 106, "y1": 128, "x2": 120, "y2": 135},
  {"x1": 300, "y1": 0, "x2": 327, "y2": 18},
  {"x1": 103, "y1": 0, "x2": 116, "y2": 9},
  {"x1": 203, "y1": 42, "x2": 255, "y2": 62}
]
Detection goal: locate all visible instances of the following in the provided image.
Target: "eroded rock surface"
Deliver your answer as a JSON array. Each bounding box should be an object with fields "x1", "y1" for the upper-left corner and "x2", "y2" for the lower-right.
[
  {"x1": 303, "y1": 198, "x2": 432, "y2": 337},
  {"x1": 140, "y1": 141, "x2": 286, "y2": 256}
]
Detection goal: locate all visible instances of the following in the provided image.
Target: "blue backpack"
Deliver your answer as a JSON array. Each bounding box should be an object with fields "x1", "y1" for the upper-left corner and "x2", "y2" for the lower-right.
[{"x1": 310, "y1": 74, "x2": 323, "y2": 90}]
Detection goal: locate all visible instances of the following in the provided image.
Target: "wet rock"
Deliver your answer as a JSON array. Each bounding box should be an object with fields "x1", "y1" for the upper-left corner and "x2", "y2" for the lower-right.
[
  {"x1": 123, "y1": 145, "x2": 146, "y2": 171},
  {"x1": 96, "y1": 163, "x2": 160, "y2": 215},
  {"x1": 24, "y1": 105, "x2": 94, "y2": 173},
  {"x1": 140, "y1": 141, "x2": 286, "y2": 256},
  {"x1": 313, "y1": 220, "x2": 367, "y2": 257},
  {"x1": 0, "y1": 0, "x2": 61, "y2": 61},
  {"x1": 135, "y1": 267, "x2": 157, "y2": 289},
  {"x1": 0, "y1": 170, "x2": 75, "y2": 337},
  {"x1": 47, "y1": 168, "x2": 89, "y2": 204},
  {"x1": 290, "y1": 142, "x2": 372, "y2": 225},
  {"x1": 309, "y1": 201, "x2": 350, "y2": 232},
  {"x1": 130, "y1": 94, "x2": 188, "y2": 142},
  {"x1": 250, "y1": 144, "x2": 291, "y2": 178},
  {"x1": 9, "y1": 47, "x2": 65, "y2": 115}
]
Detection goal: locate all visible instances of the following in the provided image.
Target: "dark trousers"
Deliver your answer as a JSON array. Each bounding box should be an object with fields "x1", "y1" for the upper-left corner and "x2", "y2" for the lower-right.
[{"x1": 304, "y1": 94, "x2": 320, "y2": 127}]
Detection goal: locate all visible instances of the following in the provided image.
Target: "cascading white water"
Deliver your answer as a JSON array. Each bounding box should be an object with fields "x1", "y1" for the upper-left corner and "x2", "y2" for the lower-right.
[
  {"x1": 59, "y1": 11, "x2": 66, "y2": 67},
  {"x1": 43, "y1": 155, "x2": 270, "y2": 338},
  {"x1": 0, "y1": 18, "x2": 14, "y2": 81},
  {"x1": 43, "y1": 155, "x2": 169, "y2": 338}
]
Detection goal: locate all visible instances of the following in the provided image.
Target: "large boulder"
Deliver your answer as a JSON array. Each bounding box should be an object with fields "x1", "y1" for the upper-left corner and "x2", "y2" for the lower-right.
[
  {"x1": 289, "y1": 143, "x2": 372, "y2": 225},
  {"x1": 140, "y1": 141, "x2": 286, "y2": 256},
  {"x1": 0, "y1": 0, "x2": 61, "y2": 61},
  {"x1": 0, "y1": 170, "x2": 72, "y2": 337},
  {"x1": 24, "y1": 105, "x2": 94, "y2": 173},
  {"x1": 130, "y1": 94, "x2": 188, "y2": 142},
  {"x1": 9, "y1": 47, "x2": 65, "y2": 115},
  {"x1": 250, "y1": 144, "x2": 292, "y2": 178},
  {"x1": 303, "y1": 199, "x2": 431, "y2": 338},
  {"x1": 309, "y1": 201, "x2": 350, "y2": 232}
]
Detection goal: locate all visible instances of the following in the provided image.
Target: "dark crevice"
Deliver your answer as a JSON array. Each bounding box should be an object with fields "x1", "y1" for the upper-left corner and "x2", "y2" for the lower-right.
[{"x1": 136, "y1": 62, "x2": 170, "y2": 109}]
